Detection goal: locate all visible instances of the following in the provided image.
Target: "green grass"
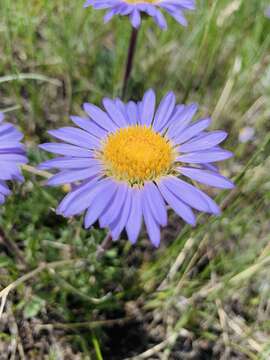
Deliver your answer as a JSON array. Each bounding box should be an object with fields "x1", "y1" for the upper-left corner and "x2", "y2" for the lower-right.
[{"x1": 1, "y1": 0, "x2": 270, "y2": 358}]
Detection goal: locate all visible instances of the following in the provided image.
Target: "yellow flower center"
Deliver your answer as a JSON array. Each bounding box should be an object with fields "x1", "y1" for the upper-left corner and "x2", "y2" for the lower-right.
[{"x1": 101, "y1": 125, "x2": 175, "y2": 185}]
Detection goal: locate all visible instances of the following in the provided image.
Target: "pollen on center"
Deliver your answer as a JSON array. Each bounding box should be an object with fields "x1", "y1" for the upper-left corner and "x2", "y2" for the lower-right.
[{"x1": 101, "y1": 125, "x2": 175, "y2": 184}]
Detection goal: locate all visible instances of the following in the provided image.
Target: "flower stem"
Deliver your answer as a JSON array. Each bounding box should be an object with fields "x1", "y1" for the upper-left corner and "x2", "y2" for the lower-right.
[
  {"x1": 22, "y1": 164, "x2": 51, "y2": 179},
  {"x1": 122, "y1": 27, "x2": 139, "y2": 100},
  {"x1": 96, "y1": 233, "x2": 113, "y2": 259}
]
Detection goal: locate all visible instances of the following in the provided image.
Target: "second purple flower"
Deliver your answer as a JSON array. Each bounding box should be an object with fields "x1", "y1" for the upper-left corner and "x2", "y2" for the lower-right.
[{"x1": 84, "y1": 0, "x2": 196, "y2": 30}]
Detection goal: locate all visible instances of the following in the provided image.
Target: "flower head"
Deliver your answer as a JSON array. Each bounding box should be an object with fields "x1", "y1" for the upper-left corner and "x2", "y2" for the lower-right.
[
  {"x1": 84, "y1": 0, "x2": 195, "y2": 30},
  {"x1": 0, "y1": 113, "x2": 28, "y2": 204},
  {"x1": 39, "y1": 90, "x2": 234, "y2": 247}
]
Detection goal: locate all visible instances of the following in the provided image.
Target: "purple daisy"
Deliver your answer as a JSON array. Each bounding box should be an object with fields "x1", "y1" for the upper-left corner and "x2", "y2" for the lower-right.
[
  {"x1": 0, "y1": 113, "x2": 28, "y2": 204},
  {"x1": 39, "y1": 89, "x2": 234, "y2": 247},
  {"x1": 84, "y1": 0, "x2": 196, "y2": 30}
]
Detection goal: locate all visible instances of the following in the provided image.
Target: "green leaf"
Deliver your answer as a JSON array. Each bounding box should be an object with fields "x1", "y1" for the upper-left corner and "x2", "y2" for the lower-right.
[{"x1": 23, "y1": 296, "x2": 45, "y2": 319}]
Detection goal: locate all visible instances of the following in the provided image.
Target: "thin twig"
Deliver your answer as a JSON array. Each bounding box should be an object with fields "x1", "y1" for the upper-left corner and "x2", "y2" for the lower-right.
[
  {"x1": 96, "y1": 233, "x2": 112, "y2": 259},
  {"x1": 212, "y1": 269, "x2": 231, "y2": 360},
  {"x1": 158, "y1": 237, "x2": 195, "y2": 290},
  {"x1": 7, "y1": 302, "x2": 26, "y2": 360},
  {"x1": 216, "y1": 299, "x2": 231, "y2": 360},
  {"x1": 0, "y1": 73, "x2": 62, "y2": 87},
  {"x1": 0, "y1": 231, "x2": 113, "y2": 319},
  {"x1": 54, "y1": 274, "x2": 112, "y2": 304},
  {"x1": 125, "y1": 328, "x2": 192, "y2": 360},
  {"x1": 35, "y1": 317, "x2": 131, "y2": 331},
  {"x1": 1, "y1": 105, "x2": 22, "y2": 113},
  {"x1": 0, "y1": 259, "x2": 84, "y2": 319},
  {"x1": 0, "y1": 228, "x2": 27, "y2": 268},
  {"x1": 125, "y1": 333, "x2": 178, "y2": 360},
  {"x1": 194, "y1": 255, "x2": 270, "y2": 300},
  {"x1": 176, "y1": 234, "x2": 209, "y2": 292},
  {"x1": 22, "y1": 164, "x2": 51, "y2": 179},
  {"x1": 227, "y1": 316, "x2": 263, "y2": 353}
]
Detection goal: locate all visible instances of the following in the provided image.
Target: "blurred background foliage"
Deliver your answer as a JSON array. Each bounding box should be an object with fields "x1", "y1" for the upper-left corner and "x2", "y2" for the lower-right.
[{"x1": 1, "y1": 0, "x2": 270, "y2": 359}]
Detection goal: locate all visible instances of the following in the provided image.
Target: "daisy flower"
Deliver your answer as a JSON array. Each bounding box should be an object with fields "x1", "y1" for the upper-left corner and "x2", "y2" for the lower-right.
[
  {"x1": 39, "y1": 90, "x2": 234, "y2": 247},
  {"x1": 0, "y1": 113, "x2": 28, "y2": 204},
  {"x1": 84, "y1": 0, "x2": 196, "y2": 30}
]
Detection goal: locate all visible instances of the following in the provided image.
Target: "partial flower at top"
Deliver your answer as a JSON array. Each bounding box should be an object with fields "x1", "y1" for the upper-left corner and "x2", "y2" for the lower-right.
[
  {"x1": 265, "y1": 6, "x2": 270, "y2": 18},
  {"x1": 0, "y1": 113, "x2": 28, "y2": 204},
  {"x1": 84, "y1": 0, "x2": 196, "y2": 30},
  {"x1": 39, "y1": 89, "x2": 234, "y2": 247}
]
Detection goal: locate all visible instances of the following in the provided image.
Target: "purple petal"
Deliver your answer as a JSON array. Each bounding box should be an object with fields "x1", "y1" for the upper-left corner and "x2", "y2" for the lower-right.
[
  {"x1": 104, "y1": 8, "x2": 116, "y2": 23},
  {"x1": 0, "y1": 194, "x2": 5, "y2": 204},
  {"x1": 166, "y1": 103, "x2": 198, "y2": 139},
  {"x1": 93, "y1": 0, "x2": 120, "y2": 9},
  {"x1": 83, "y1": 103, "x2": 117, "y2": 132},
  {"x1": 13, "y1": 173, "x2": 24, "y2": 183},
  {"x1": 196, "y1": 189, "x2": 220, "y2": 215},
  {"x1": 0, "y1": 153, "x2": 27, "y2": 163},
  {"x1": 162, "y1": 6, "x2": 187, "y2": 26},
  {"x1": 84, "y1": 0, "x2": 96, "y2": 7},
  {"x1": 140, "y1": 89, "x2": 156, "y2": 126},
  {"x1": 0, "y1": 127, "x2": 23, "y2": 142},
  {"x1": 114, "y1": 98, "x2": 127, "y2": 118},
  {"x1": 177, "y1": 149, "x2": 234, "y2": 163},
  {"x1": 0, "y1": 161, "x2": 22, "y2": 180},
  {"x1": 0, "y1": 148, "x2": 25, "y2": 156},
  {"x1": 153, "y1": 91, "x2": 176, "y2": 132},
  {"x1": 130, "y1": 9, "x2": 141, "y2": 28},
  {"x1": 99, "y1": 182, "x2": 128, "y2": 228},
  {"x1": 103, "y1": 98, "x2": 128, "y2": 128},
  {"x1": 162, "y1": 176, "x2": 211, "y2": 213},
  {"x1": 163, "y1": 104, "x2": 185, "y2": 130},
  {"x1": 70, "y1": 116, "x2": 107, "y2": 139},
  {"x1": 202, "y1": 163, "x2": 219, "y2": 172},
  {"x1": 137, "y1": 101, "x2": 143, "y2": 123},
  {"x1": 60, "y1": 179, "x2": 109, "y2": 217},
  {"x1": 142, "y1": 197, "x2": 161, "y2": 247},
  {"x1": 57, "y1": 178, "x2": 99, "y2": 215},
  {"x1": 137, "y1": 3, "x2": 156, "y2": 16},
  {"x1": 39, "y1": 157, "x2": 100, "y2": 170},
  {"x1": 47, "y1": 168, "x2": 102, "y2": 186},
  {"x1": 178, "y1": 131, "x2": 228, "y2": 152},
  {"x1": 110, "y1": 188, "x2": 132, "y2": 241},
  {"x1": 173, "y1": 118, "x2": 211, "y2": 145},
  {"x1": 143, "y1": 182, "x2": 167, "y2": 226},
  {"x1": 0, "y1": 142, "x2": 25, "y2": 151},
  {"x1": 0, "y1": 123, "x2": 16, "y2": 135},
  {"x1": 0, "y1": 181, "x2": 11, "y2": 196},
  {"x1": 126, "y1": 187, "x2": 143, "y2": 244},
  {"x1": 126, "y1": 101, "x2": 139, "y2": 125},
  {"x1": 84, "y1": 180, "x2": 118, "y2": 228},
  {"x1": 152, "y1": 8, "x2": 168, "y2": 30},
  {"x1": 116, "y1": 3, "x2": 132, "y2": 15},
  {"x1": 48, "y1": 127, "x2": 100, "y2": 149},
  {"x1": 161, "y1": 0, "x2": 195, "y2": 10},
  {"x1": 178, "y1": 167, "x2": 235, "y2": 189},
  {"x1": 39, "y1": 143, "x2": 93, "y2": 158},
  {"x1": 158, "y1": 179, "x2": 196, "y2": 225}
]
